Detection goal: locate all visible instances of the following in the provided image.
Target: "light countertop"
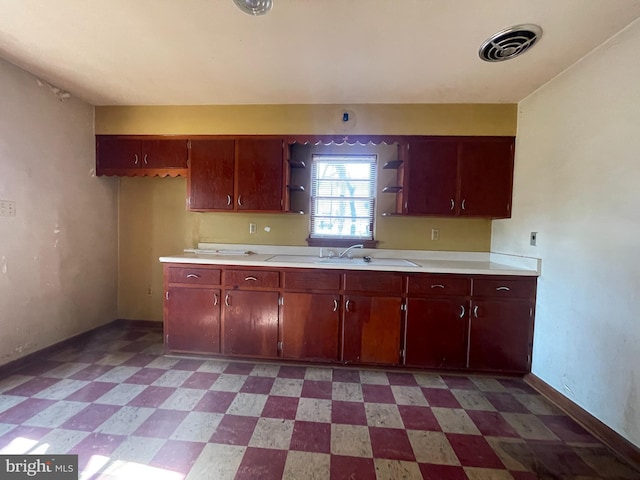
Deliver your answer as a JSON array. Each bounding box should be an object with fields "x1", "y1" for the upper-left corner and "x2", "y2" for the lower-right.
[{"x1": 160, "y1": 244, "x2": 540, "y2": 276}]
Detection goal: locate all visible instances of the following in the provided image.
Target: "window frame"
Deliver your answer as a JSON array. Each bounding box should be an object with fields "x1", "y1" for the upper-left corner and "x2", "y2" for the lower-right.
[{"x1": 306, "y1": 154, "x2": 378, "y2": 248}]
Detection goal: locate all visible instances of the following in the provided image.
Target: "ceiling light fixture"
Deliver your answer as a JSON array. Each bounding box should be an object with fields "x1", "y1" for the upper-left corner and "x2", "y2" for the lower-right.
[
  {"x1": 479, "y1": 24, "x2": 543, "y2": 62},
  {"x1": 233, "y1": 0, "x2": 272, "y2": 16}
]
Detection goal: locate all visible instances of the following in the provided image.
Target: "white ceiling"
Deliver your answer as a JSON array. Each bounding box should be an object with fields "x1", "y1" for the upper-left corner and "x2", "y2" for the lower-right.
[{"x1": 1, "y1": 0, "x2": 639, "y2": 106}]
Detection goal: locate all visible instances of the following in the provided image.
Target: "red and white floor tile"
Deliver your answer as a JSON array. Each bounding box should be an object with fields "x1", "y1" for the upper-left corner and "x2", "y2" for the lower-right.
[{"x1": 0, "y1": 324, "x2": 637, "y2": 479}]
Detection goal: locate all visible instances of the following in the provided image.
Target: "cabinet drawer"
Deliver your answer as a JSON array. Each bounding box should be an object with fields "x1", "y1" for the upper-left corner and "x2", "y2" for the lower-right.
[
  {"x1": 167, "y1": 267, "x2": 221, "y2": 285},
  {"x1": 284, "y1": 270, "x2": 341, "y2": 291},
  {"x1": 473, "y1": 277, "x2": 536, "y2": 299},
  {"x1": 225, "y1": 269, "x2": 280, "y2": 288},
  {"x1": 407, "y1": 274, "x2": 470, "y2": 296},
  {"x1": 344, "y1": 272, "x2": 403, "y2": 294}
]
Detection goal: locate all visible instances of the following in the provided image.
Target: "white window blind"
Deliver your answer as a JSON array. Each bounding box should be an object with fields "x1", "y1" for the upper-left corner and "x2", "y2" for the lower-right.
[{"x1": 310, "y1": 155, "x2": 377, "y2": 240}]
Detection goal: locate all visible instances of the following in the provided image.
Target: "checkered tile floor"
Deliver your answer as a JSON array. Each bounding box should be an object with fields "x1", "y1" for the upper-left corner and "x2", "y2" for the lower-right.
[{"x1": 0, "y1": 323, "x2": 637, "y2": 479}]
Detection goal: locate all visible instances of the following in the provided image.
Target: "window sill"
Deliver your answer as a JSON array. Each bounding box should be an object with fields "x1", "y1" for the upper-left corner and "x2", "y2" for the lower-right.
[{"x1": 306, "y1": 238, "x2": 378, "y2": 248}]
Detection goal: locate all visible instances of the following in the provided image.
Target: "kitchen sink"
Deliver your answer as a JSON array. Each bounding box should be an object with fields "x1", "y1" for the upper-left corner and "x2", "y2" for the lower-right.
[
  {"x1": 317, "y1": 257, "x2": 419, "y2": 267},
  {"x1": 266, "y1": 255, "x2": 419, "y2": 267},
  {"x1": 265, "y1": 255, "x2": 322, "y2": 263}
]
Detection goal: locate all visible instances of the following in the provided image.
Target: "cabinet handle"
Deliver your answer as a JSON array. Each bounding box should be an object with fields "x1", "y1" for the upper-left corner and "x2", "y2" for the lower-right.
[
  {"x1": 459, "y1": 305, "x2": 465, "y2": 318},
  {"x1": 143, "y1": 153, "x2": 148, "y2": 165},
  {"x1": 345, "y1": 299, "x2": 352, "y2": 312},
  {"x1": 473, "y1": 305, "x2": 479, "y2": 318},
  {"x1": 333, "y1": 299, "x2": 338, "y2": 312},
  {"x1": 213, "y1": 293, "x2": 218, "y2": 306},
  {"x1": 461, "y1": 199, "x2": 466, "y2": 210},
  {"x1": 496, "y1": 286, "x2": 510, "y2": 291},
  {"x1": 134, "y1": 153, "x2": 139, "y2": 165},
  {"x1": 186, "y1": 273, "x2": 200, "y2": 278},
  {"x1": 244, "y1": 276, "x2": 257, "y2": 281},
  {"x1": 450, "y1": 198, "x2": 455, "y2": 210},
  {"x1": 237, "y1": 195, "x2": 243, "y2": 206},
  {"x1": 227, "y1": 194, "x2": 232, "y2": 206},
  {"x1": 225, "y1": 294, "x2": 230, "y2": 307},
  {"x1": 431, "y1": 284, "x2": 445, "y2": 289}
]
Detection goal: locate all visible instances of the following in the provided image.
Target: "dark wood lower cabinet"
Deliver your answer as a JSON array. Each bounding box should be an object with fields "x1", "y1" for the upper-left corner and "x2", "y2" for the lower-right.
[
  {"x1": 405, "y1": 297, "x2": 468, "y2": 369},
  {"x1": 165, "y1": 287, "x2": 220, "y2": 354},
  {"x1": 468, "y1": 299, "x2": 533, "y2": 373},
  {"x1": 162, "y1": 264, "x2": 536, "y2": 374},
  {"x1": 281, "y1": 292, "x2": 340, "y2": 362},
  {"x1": 222, "y1": 290, "x2": 279, "y2": 358},
  {"x1": 343, "y1": 295, "x2": 402, "y2": 366}
]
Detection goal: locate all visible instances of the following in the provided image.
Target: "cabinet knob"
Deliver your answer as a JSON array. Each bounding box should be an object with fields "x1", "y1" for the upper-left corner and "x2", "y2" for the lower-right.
[
  {"x1": 213, "y1": 293, "x2": 218, "y2": 306},
  {"x1": 345, "y1": 299, "x2": 352, "y2": 312},
  {"x1": 496, "y1": 286, "x2": 510, "y2": 291},
  {"x1": 186, "y1": 274, "x2": 200, "y2": 279},
  {"x1": 461, "y1": 199, "x2": 466, "y2": 210},
  {"x1": 237, "y1": 195, "x2": 243, "y2": 206},
  {"x1": 450, "y1": 199, "x2": 455, "y2": 210},
  {"x1": 244, "y1": 276, "x2": 258, "y2": 281},
  {"x1": 459, "y1": 305, "x2": 466, "y2": 318},
  {"x1": 143, "y1": 153, "x2": 148, "y2": 165},
  {"x1": 333, "y1": 299, "x2": 339, "y2": 312},
  {"x1": 473, "y1": 305, "x2": 479, "y2": 318},
  {"x1": 134, "y1": 153, "x2": 139, "y2": 165},
  {"x1": 227, "y1": 195, "x2": 232, "y2": 206},
  {"x1": 431, "y1": 284, "x2": 445, "y2": 289},
  {"x1": 225, "y1": 294, "x2": 231, "y2": 307}
]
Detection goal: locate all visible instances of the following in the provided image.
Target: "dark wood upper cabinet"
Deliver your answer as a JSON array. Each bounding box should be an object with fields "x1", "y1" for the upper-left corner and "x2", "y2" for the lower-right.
[
  {"x1": 96, "y1": 136, "x2": 188, "y2": 176},
  {"x1": 188, "y1": 137, "x2": 285, "y2": 212},
  {"x1": 459, "y1": 138, "x2": 514, "y2": 218},
  {"x1": 236, "y1": 138, "x2": 285, "y2": 211},
  {"x1": 398, "y1": 136, "x2": 514, "y2": 218},
  {"x1": 189, "y1": 139, "x2": 236, "y2": 210},
  {"x1": 405, "y1": 139, "x2": 459, "y2": 215}
]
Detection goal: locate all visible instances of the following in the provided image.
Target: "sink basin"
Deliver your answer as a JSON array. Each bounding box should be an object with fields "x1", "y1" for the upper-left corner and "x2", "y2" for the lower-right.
[
  {"x1": 326, "y1": 257, "x2": 420, "y2": 267},
  {"x1": 266, "y1": 255, "x2": 419, "y2": 267},
  {"x1": 265, "y1": 255, "x2": 322, "y2": 263}
]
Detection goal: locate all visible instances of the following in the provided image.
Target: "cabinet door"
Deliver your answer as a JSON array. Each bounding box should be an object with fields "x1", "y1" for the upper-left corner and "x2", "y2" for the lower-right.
[
  {"x1": 189, "y1": 139, "x2": 235, "y2": 210},
  {"x1": 468, "y1": 299, "x2": 533, "y2": 373},
  {"x1": 405, "y1": 298, "x2": 468, "y2": 369},
  {"x1": 165, "y1": 287, "x2": 220, "y2": 354},
  {"x1": 236, "y1": 138, "x2": 284, "y2": 211},
  {"x1": 405, "y1": 139, "x2": 458, "y2": 215},
  {"x1": 222, "y1": 290, "x2": 279, "y2": 357},
  {"x1": 459, "y1": 139, "x2": 514, "y2": 218},
  {"x1": 96, "y1": 137, "x2": 141, "y2": 170},
  {"x1": 343, "y1": 295, "x2": 402, "y2": 365},
  {"x1": 281, "y1": 293, "x2": 340, "y2": 362},
  {"x1": 141, "y1": 139, "x2": 188, "y2": 169}
]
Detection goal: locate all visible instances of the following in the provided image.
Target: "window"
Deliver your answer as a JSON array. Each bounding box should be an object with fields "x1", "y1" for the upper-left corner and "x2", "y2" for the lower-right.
[{"x1": 309, "y1": 154, "x2": 377, "y2": 242}]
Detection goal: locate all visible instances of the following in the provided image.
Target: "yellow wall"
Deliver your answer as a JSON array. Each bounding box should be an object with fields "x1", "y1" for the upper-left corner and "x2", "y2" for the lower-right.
[{"x1": 101, "y1": 104, "x2": 516, "y2": 321}]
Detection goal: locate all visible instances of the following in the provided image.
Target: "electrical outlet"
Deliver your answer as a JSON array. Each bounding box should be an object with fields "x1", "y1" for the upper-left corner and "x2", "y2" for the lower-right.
[
  {"x1": 0, "y1": 200, "x2": 16, "y2": 217},
  {"x1": 431, "y1": 228, "x2": 439, "y2": 241},
  {"x1": 530, "y1": 232, "x2": 537, "y2": 246},
  {"x1": 249, "y1": 223, "x2": 257, "y2": 234}
]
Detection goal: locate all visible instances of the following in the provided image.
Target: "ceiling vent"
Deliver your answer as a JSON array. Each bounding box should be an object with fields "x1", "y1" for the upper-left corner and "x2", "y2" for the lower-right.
[{"x1": 479, "y1": 24, "x2": 542, "y2": 62}]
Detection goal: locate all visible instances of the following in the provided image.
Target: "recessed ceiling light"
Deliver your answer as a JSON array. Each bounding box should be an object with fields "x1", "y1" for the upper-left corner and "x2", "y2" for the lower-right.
[
  {"x1": 233, "y1": 0, "x2": 273, "y2": 16},
  {"x1": 479, "y1": 24, "x2": 543, "y2": 62}
]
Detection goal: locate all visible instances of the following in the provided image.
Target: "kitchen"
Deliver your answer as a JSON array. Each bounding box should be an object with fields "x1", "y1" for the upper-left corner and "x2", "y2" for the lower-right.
[{"x1": 1, "y1": 1, "x2": 639, "y2": 478}]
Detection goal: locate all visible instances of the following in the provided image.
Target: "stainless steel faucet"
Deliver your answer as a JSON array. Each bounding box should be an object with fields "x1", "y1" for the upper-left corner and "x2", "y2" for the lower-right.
[{"x1": 338, "y1": 244, "x2": 364, "y2": 258}]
